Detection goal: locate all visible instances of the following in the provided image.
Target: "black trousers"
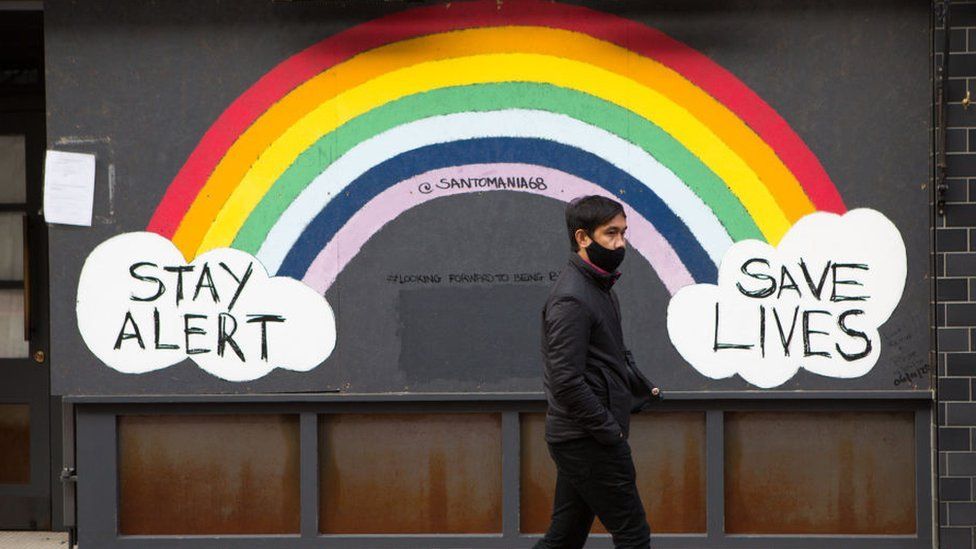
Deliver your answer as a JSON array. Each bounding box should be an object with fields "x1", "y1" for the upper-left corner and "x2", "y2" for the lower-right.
[{"x1": 533, "y1": 436, "x2": 651, "y2": 549}]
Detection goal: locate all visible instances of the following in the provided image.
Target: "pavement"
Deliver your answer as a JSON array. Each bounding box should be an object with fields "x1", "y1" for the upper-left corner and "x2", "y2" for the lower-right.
[{"x1": 0, "y1": 532, "x2": 70, "y2": 548}]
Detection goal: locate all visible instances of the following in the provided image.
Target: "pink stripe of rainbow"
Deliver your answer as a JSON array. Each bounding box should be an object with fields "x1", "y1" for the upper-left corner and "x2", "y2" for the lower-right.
[{"x1": 301, "y1": 164, "x2": 694, "y2": 295}]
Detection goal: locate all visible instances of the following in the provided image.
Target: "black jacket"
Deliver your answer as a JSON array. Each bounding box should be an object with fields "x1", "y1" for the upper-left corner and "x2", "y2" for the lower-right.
[{"x1": 541, "y1": 253, "x2": 660, "y2": 445}]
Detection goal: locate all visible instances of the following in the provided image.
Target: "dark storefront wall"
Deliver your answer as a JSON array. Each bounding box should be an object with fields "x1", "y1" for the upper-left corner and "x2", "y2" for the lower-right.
[
  {"x1": 46, "y1": 1, "x2": 931, "y2": 397},
  {"x1": 43, "y1": 0, "x2": 934, "y2": 547}
]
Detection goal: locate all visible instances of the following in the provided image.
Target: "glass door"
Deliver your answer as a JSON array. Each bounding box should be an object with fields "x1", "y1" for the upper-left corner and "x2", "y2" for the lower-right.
[{"x1": 0, "y1": 112, "x2": 50, "y2": 530}]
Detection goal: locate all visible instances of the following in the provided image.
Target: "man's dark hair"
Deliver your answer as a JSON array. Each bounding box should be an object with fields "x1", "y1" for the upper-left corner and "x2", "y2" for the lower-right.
[{"x1": 565, "y1": 195, "x2": 625, "y2": 251}]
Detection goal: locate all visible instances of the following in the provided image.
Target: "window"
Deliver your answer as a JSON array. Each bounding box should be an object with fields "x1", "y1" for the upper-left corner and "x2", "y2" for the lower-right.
[
  {"x1": 319, "y1": 413, "x2": 503, "y2": 533},
  {"x1": 724, "y1": 411, "x2": 915, "y2": 534},
  {"x1": 520, "y1": 412, "x2": 707, "y2": 534},
  {"x1": 118, "y1": 414, "x2": 301, "y2": 535}
]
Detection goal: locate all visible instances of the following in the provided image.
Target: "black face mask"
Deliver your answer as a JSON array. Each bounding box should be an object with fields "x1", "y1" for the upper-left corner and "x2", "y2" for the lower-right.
[{"x1": 585, "y1": 237, "x2": 625, "y2": 273}]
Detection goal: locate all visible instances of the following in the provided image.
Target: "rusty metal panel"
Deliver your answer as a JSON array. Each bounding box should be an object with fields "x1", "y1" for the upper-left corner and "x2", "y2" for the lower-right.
[
  {"x1": 118, "y1": 414, "x2": 300, "y2": 535},
  {"x1": 319, "y1": 413, "x2": 502, "y2": 534},
  {"x1": 0, "y1": 403, "x2": 29, "y2": 484},
  {"x1": 724, "y1": 411, "x2": 915, "y2": 535},
  {"x1": 520, "y1": 412, "x2": 706, "y2": 534}
]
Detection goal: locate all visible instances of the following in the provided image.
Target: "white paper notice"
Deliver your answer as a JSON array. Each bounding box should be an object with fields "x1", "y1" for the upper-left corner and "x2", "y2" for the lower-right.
[{"x1": 43, "y1": 150, "x2": 95, "y2": 226}]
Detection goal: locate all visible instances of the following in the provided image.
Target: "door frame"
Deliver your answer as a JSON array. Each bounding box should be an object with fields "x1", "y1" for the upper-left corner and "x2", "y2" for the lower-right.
[{"x1": 0, "y1": 110, "x2": 52, "y2": 530}]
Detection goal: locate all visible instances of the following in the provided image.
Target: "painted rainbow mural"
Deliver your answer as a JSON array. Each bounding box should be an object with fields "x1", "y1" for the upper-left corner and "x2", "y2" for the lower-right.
[{"x1": 147, "y1": 0, "x2": 846, "y2": 296}]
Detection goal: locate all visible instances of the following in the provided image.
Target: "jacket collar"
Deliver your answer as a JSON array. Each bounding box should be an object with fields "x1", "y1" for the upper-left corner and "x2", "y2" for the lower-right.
[{"x1": 569, "y1": 253, "x2": 621, "y2": 291}]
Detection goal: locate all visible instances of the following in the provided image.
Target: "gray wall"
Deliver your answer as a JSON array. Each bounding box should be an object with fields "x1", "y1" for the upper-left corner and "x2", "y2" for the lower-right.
[
  {"x1": 936, "y1": 2, "x2": 976, "y2": 547},
  {"x1": 44, "y1": 0, "x2": 931, "y2": 396}
]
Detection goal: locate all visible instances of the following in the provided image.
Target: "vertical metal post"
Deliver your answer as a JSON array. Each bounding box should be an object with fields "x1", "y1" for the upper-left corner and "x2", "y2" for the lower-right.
[
  {"x1": 60, "y1": 400, "x2": 76, "y2": 547},
  {"x1": 932, "y1": 3, "x2": 951, "y2": 547},
  {"x1": 75, "y1": 408, "x2": 117, "y2": 548},
  {"x1": 299, "y1": 412, "x2": 318, "y2": 540},
  {"x1": 935, "y1": 0, "x2": 951, "y2": 217},
  {"x1": 706, "y1": 409, "x2": 725, "y2": 543},
  {"x1": 916, "y1": 407, "x2": 935, "y2": 547},
  {"x1": 502, "y1": 411, "x2": 521, "y2": 541}
]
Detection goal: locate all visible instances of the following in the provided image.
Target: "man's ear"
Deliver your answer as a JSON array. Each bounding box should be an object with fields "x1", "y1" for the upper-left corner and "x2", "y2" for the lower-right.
[{"x1": 575, "y1": 228, "x2": 591, "y2": 249}]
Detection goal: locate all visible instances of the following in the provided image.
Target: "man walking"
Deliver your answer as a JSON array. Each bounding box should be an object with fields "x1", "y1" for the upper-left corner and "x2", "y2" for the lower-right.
[{"x1": 535, "y1": 195, "x2": 661, "y2": 549}]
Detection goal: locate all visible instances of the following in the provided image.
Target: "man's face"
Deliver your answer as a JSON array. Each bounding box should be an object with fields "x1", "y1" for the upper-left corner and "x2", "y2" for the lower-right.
[{"x1": 576, "y1": 212, "x2": 628, "y2": 251}]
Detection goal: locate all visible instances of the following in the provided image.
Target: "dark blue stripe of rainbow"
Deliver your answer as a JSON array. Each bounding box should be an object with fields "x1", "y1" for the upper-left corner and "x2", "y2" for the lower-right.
[{"x1": 277, "y1": 137, "x2": 717, "y2": 284}]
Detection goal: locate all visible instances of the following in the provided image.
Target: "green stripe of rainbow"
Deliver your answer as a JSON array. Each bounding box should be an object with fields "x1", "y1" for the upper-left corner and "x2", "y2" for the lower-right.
[{"x1": 231, "y1": 82, "x2": 763, "y2": 256}]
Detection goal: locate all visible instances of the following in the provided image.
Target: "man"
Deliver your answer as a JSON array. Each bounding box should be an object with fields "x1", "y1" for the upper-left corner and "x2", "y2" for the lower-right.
[{"x1": 535, "y1": 195, "x2": 661, "y2": 549}]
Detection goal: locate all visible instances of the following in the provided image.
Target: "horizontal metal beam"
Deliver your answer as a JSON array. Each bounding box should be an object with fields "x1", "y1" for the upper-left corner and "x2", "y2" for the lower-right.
[{"x1": 64, "y1": 389, "x2": 934, "y2": 405}]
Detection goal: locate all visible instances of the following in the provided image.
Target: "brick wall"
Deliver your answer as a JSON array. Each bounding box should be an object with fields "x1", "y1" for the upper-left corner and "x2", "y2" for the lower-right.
[{"x1": 940, "y1": 3, "x2": 976, "y2": 547}]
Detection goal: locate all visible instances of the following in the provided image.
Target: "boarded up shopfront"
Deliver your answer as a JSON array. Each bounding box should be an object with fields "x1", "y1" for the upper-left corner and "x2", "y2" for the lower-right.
[{"x1": 42, "y1": 0, "x2": 932, "y2": 546}]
